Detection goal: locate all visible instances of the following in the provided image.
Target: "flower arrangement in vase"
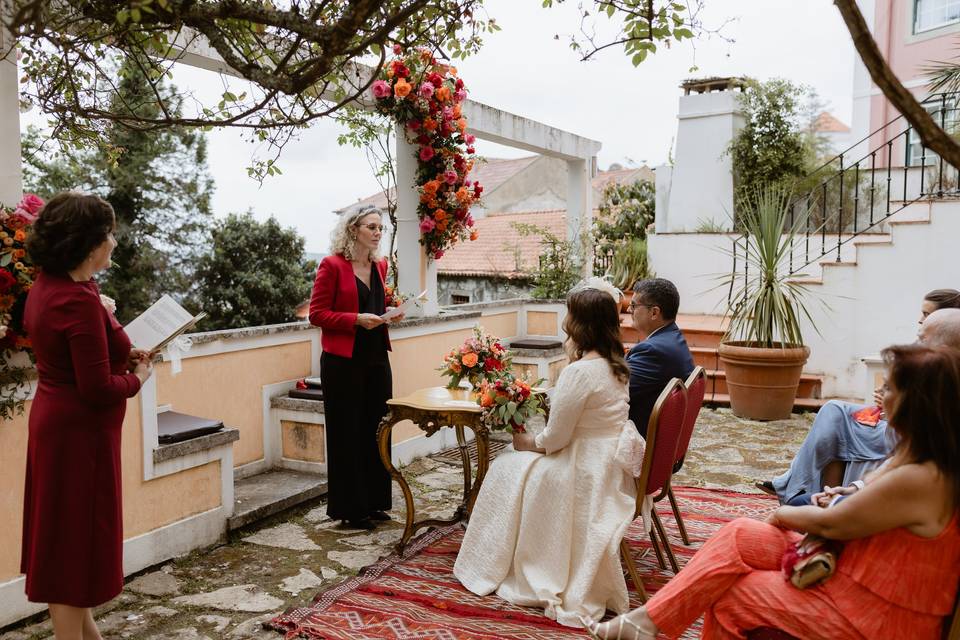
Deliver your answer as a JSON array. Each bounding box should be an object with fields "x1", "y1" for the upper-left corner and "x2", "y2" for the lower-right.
[
  {"x1": 438, "y1": 325, "x2": 511, "y2": 390},
  {"x1": 370, "y1": 46, "x2": 482, "y2": 260}
]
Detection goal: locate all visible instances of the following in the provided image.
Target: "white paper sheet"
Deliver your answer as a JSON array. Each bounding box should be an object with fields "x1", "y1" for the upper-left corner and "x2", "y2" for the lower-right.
[{"x1": 380, "y1": 290, "x2": 427, "y2": 321}]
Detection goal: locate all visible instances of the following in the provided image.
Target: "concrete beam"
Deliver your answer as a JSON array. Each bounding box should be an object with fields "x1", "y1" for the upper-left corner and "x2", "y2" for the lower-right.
[{"x1": 462, "y1": 101, "x2": 601, "y2": 161}]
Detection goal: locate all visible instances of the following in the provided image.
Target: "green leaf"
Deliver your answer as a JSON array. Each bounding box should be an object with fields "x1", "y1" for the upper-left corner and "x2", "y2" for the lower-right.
[{"x1": 0, "y1": 253, "x2": 11, "y2": 267}]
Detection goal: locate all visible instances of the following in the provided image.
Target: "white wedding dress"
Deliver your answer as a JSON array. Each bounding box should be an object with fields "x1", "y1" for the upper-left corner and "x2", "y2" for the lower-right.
[{"x1": 453, "y1": 357, "x2": 643, "y2": 627}]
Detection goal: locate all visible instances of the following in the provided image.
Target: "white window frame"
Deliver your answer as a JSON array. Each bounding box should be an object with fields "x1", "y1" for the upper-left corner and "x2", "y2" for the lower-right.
[
  {"x1": 906, "y1": 95, "x2": 960, "y2": 166},
  {"x1": 914, "y1": 0, "x2": 960, "y2": 34}
]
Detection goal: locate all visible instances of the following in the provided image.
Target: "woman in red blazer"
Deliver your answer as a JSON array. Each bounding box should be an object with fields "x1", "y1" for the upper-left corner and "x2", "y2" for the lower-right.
[
  {"x1": 22, "y1": 193, "x2": 153, "y2": 638},
  {"x1": 309, "y1": 206, "x2": 403, "y2": 529}
]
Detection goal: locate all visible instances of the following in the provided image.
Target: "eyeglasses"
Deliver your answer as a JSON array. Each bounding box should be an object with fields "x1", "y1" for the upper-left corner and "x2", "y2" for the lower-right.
[
  {"x1": 628, "y1": 301, "x2": 656, "y2": 312},
  {"x1": 358, "y1": 223, "x2": 385, "y2": 232}
]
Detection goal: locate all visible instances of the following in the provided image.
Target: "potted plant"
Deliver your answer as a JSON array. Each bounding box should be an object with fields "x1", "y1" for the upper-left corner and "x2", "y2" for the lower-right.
[
  {"x1": 717, "y1": 186, "x2": 818, "y2": 421},
  {"x1": 607, "y1": 237, "x2": 651, "y2": 311}
]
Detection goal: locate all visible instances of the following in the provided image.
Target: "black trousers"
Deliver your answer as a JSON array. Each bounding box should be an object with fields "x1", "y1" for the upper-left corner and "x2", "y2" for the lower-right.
[{"x1": 320, "y1": 351, "x2": 393, "y2": 521}]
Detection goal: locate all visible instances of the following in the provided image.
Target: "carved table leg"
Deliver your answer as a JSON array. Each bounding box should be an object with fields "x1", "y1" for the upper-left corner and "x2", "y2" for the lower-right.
[
  {"x1": 453, "y1": 424, "x2": 473, "y2": 519},
  {"x1": 377, "y1": 411, "x2": 416, "y2": 551},
  {"x1": 464, "y1": 425, "x2": 490, "y2": 516}
]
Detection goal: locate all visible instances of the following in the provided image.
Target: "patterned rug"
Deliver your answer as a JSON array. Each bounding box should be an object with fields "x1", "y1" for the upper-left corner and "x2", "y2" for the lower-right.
[{"x1": 268, "y1": 486, "x2": 777, "y2": 639}]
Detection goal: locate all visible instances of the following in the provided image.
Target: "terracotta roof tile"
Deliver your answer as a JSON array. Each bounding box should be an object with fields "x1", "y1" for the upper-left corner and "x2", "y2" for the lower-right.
[
  {"x1": 436, "y1": 209, "x2": 569, "y2": 276},
  {"x1": 813, "y1": 111, "x2": 851, "y2": 133},
  {"x1": 592, "y1": 167, "x2": 654, "y2": 191}
]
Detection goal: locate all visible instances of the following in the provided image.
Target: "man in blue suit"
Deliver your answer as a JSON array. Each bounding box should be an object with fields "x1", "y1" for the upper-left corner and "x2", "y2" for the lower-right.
[{"x1": 626, "y1": 278, "x2": 695, "y2": 437}]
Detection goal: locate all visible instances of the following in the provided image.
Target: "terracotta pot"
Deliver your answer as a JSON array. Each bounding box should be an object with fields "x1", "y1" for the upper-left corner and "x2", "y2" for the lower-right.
[
  {"x1": 717, "y1": 341, "x2": 810, "y2": 421},
  {"x1": 619, "y1": 290, "x2": 634, "y2": 313}
]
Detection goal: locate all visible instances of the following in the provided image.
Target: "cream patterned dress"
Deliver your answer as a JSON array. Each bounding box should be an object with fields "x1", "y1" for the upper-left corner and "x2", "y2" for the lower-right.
[{"x1": 453, "y1": 357, "x2": 643, "y2": 627}]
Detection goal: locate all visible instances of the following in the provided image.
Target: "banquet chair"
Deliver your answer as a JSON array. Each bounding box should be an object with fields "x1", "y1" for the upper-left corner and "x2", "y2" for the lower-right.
[
  {"x1": 620, "y1": 377, "x2": 687, "y2": 602},
  {"x1": 654, "y1": 365, "x2": 706, "y2": 546}
]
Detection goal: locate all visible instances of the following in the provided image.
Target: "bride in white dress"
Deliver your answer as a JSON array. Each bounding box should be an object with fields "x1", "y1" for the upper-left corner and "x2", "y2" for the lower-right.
[{"x1": 453, "y1": 281, "x2": 644, "y2": 628}]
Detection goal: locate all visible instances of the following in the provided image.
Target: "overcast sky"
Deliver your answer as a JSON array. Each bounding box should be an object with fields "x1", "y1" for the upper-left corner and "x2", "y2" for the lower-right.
[{"x1": 101, "y1": 1, "x2": 859, "y2": 254}]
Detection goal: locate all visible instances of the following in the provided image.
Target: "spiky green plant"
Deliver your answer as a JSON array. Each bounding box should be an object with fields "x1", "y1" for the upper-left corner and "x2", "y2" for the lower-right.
[{"x1": 723, "y1": 186, "x2": 821, "y2": 348}]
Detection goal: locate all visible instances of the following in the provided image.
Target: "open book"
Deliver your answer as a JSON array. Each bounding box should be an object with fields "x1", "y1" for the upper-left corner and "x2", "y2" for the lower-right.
[{"x1": 124, "y1": 295, "x2": 207, "y2": 352}]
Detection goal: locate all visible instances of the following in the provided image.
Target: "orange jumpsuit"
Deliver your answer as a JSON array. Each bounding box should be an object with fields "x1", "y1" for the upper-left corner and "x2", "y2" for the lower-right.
[{"x1": 645, "y1": 514, "x2": 960, "y2": 639}]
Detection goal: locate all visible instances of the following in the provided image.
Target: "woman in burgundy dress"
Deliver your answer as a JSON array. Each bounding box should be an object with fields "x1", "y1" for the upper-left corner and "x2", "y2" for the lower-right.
[
  {"x1": 21, "y1": 193, "x2": 153, "y2": 639},
  {"x1": 309, "y1": 205, "x2": 403, "y2": 530}
]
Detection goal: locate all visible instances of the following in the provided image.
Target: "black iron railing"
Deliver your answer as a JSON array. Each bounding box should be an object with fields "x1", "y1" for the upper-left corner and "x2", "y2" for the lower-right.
[{"x1": 729, "y1": 93, "x2": 960, "y2": 306}]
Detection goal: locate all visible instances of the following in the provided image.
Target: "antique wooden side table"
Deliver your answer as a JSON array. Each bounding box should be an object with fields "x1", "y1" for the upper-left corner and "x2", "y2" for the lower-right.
[{"x1": 376, "y1": 386, "x2": 489, "y2": 551}]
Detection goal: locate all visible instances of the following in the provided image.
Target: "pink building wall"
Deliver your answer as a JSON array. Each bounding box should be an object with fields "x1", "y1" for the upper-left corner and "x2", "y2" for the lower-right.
[{"x1": 866, "y1": 0, "x2": 960, "y2": 163}]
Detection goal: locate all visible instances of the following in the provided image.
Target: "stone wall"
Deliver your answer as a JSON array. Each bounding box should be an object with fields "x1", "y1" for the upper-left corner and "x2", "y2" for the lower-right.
[{"x1": 437, "y1": 274, "x2": 533, "y2": 305}]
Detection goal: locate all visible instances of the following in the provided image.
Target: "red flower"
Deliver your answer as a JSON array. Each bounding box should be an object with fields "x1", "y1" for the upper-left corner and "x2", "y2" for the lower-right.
[
  {"x1": 466, "y1": 146, "x2": 475, "y2": 154},
  {"x1": 455, "y1": 78, "x2": 464, "y2": 89},
  {"x1": 483, "y1": 357, "x2": 503, "y2": 371},
  {"x1": 419, "y1": 146, "x2": 435, "y2": 161},
  {"x1": 0, "y1": 269, "x2": 16, "y2": 293}
]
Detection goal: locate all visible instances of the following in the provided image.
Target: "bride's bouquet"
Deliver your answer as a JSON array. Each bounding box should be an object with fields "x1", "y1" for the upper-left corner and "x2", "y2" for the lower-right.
[
  {"x1": 476, "y1": 376, "x2": 545, "y2": 434},
  {"x1": 439, "y1": 325, "x2": 511, "y2": 388}
]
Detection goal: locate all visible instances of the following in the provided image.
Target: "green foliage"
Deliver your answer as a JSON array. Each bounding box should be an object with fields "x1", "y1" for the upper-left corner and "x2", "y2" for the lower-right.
[
  {"x1": 190, "y1": 213, "x2": 313, "y2": 330},
  {"x1": 10, "y1": 0, "x2": 496, "y2": 168},
  {"x1": 511, "y1": 223, "x2": 582, "y2": 300},
  {"x1": 542, "y1": 1, "x2": 707, "y2": 64},
  {"x1": 592, "y1": 178, "x2": 655, "y2": 254},
  {"x1": 608, "y1": 237, "x2": 652, "y2": 291},
  {"x1": 721, "y1": 186, "x2": 821, "y2": 348},
  {"x1": 22, "y1": 58, "x2": 215, "y2": 323},
  {"x1": 728, "y1": 79, "x2": 826, "y2": 202}
]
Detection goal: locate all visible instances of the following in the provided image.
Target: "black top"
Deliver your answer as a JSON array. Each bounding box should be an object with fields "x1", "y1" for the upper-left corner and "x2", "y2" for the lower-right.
[{"x1": 353, "y1": 267, "x2": 388, "y2": 361}]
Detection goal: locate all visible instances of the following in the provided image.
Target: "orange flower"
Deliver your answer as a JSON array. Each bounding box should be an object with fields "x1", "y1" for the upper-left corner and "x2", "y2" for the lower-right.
[
  {"x1": 433, "y1": 209, "x2": 447, "y2": 221},
  {"x1": 423, "y1": 180, "x2": 440, "y2": 194},
  {"x1": 456, "y1": 187, "x2": 471, "y2": 203},
  {"x1": 457, "y1": 118, "x2": 467, "y2": 132},
  {"x1": 420, "y1": 193, "x2": 433, "y2": 204},
  {"x1": 470, "y1": 230, "x2": 479, "y2": 241},
  {"x1": 13, "y1": 230, "x2": 26, "y2": 242},
  {"x1": 480, "y1": 392, "x2": 495, "y2": 408},
  {"x1": 461, "y1": 352, "x2": 478, "y2": 368},
  {"x1": 13, "y1": 249, "x2": 24, "y2": 259},
  {"x1": 393, "y1": 77, "x2": 412, "y2": 98},
  {"x1": 451, "y1": 362, "x2": 462, "y2": 373},
  {"x1": 453, "y1": 104, "x2": 462, "y2": 118},
  {"x1": 423, "y1": 118, "x2": 438, "y2": 132},
  {"x1": 435, "y1": 86, "x2": 451, "y2": 102}
]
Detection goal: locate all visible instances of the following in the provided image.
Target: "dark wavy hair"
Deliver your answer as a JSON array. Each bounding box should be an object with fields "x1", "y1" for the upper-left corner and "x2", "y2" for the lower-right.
[
  {"x1": 563, "y1": 288, "x2": 630, "y2": 384},
  {"x1": 26, "y1": 192, "x2": 116, "y2": 274},
  {"x1": 924, "y1": 288, "x2": 960, "y2": 310},
  {"x1": 882, "y1": 344, "x2": 960, "y2": 509}
]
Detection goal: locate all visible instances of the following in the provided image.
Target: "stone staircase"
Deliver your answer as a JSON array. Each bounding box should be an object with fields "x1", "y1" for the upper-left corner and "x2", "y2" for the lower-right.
[{"x1": 621, "y1": 312, "x2": 827, "y2": 412}]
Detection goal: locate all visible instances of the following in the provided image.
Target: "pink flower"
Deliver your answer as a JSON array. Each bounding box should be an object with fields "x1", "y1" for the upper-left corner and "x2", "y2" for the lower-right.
[
  {"x1": 18, "y1": 194, "x2": 44, "y2": 215},
  {"x1": 442, "y1": 106, "x2": 454, "y2": 121},
  {"x1": 443, "y1": 170, "x2": 458, "y2": 185},
  {"x1": 392, "y1": 44, "x2": 403, "y2": 54},
  {"x1": 372, "y1": 80, "x2": 392, "y2": 99},
  {"x1": 418, "y1": 83, "x2": 434, "y2": 99},
  {"x1": 454, "y1": 89, "x2": 467, "y2": 103},
  {"x1": 13, "y1": 207, "x2": 36, "y2": 224},
  {"x1": 466, "y1": 216, "x2": 475, "y2": 227},
  {"x1": 464, "y1": 133, "x2": 476, "y2": 144},
  {"x1": 434, "y1": 250, "x2": 444, "y2": 260},
  {"x1": 419, "y1": 146, "x2": 435, "y2": 161},
  {"x1": 419, "y1": 218, "x2": 436, "y2": 233}
]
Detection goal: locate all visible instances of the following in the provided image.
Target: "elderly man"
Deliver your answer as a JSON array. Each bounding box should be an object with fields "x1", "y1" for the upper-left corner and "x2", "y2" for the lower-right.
[
  {"x1": 762, "y1": 308, "x2": 960, "y2": 506},
  {"x1": 626, "y1": 278, "x2": 694, "y2": 437}
]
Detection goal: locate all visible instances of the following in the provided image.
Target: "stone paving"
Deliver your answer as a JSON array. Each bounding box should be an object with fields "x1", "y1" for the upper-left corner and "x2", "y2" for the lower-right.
[{"x1": 0, "y1": 407, "x2": 813, "y2": 640}]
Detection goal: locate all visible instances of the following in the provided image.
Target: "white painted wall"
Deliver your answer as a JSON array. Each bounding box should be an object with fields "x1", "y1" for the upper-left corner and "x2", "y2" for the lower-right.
[
  {"x1": 659, "y1": 91, "x2": 744, "y2": 233},
  {"x1": 0, "y1": 24, "x2": 22, "y2": 206}
]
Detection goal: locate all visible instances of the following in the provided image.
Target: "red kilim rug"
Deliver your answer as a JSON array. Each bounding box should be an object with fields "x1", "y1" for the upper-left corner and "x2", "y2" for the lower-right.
[{"x1": 268, "y1": 486, "x2": 777, "y2": 639}]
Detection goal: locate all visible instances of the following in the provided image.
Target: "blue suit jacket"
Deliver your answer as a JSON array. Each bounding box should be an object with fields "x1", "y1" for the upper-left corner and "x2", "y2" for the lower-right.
[{"x1": 626, "y1": 321, "x2": 694, "y2": 438}]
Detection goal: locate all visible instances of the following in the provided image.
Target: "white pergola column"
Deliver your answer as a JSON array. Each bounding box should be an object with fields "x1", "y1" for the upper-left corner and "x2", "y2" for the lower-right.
[
  {"x1": 0, "y1": 24, "x2": 22, "y2": 206},
  {"x1": 394, "y1": 133, "x2": 438, "y2": 316},
  {"x1": 566, "y1": 157, "x2": 594, "y2": 277}
]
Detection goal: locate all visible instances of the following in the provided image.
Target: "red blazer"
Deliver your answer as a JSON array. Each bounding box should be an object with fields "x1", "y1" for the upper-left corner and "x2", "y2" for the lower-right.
[{"x1": 309, "y1": 254, "x2": 391, "y2": 358}]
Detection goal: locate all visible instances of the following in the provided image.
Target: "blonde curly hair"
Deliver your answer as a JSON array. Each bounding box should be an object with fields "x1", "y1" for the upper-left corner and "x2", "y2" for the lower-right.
[{"x1": 330, "y1": 205, "x2": 383, "y2": 262}]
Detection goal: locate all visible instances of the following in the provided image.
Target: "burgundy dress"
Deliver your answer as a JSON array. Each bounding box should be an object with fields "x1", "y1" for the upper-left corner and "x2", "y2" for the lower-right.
[{"x1": 20, "y1": 271, "x2": 141, "y2": 607}]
